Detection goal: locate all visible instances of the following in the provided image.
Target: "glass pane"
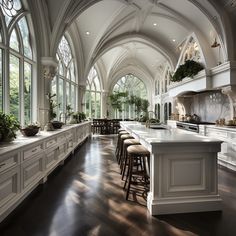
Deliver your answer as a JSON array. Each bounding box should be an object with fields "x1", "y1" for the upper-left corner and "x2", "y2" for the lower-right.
[
  {"x1": 71, "y1": 84, "x2": 76, "y2": 111},
  {"x1": 58, "y1": 36, "x2": 72, "y2": 67},
  {"x1": 59, "y1": 61, "x2": 63, "y2": 75},
  {"x1": 0, "y1": 49, "x2": 2, "y2": 111},
  {"x1": 66, "y1": 81, "x2": 70, "y2": 106},
  {"x1": 51, "y1": 77, "x2": 57, "y2": 95},
  {"x1": 91, "y1": 82, "x2": 95, "y2": 91},
  {"x1": 91, "y1": 92, "x2": 96, "y2": 118},
  {"x1": 94, "y1": 76, "x2": 100, "y2": 91},
  {"x1": 1, "y1": 0, "x2": 22, "y2": 26},
  {"x1": 96, "y1": 92, "x2": 101, "y2": 118},
  {"x1": 10, "y1": 28, "x2": 19, "y2": 51},
  {"x1": 58, "y1": 78, "x2": 64, "y2": 115},
  {"x1": 24, "y1": 62, "x2": 31, "y2": 124},
  {"x1": 70, "y1": 62, "x2": 75, "y2": 82},
  {"x1": 0, "y1": 28, "x2": 2, "y2": 42},
  {"x1": 18, "y1": 17, "x2": 32, "y2": 59},
  {"x1": 9, "y1": 54, "x2": 20, "y2": 119}
]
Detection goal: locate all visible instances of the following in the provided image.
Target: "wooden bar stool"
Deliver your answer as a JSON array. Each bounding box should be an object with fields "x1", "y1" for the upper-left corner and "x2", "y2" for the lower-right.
[
  {"x1": 115, "y1": 131, "x2": 129, "y2": 160},
  {"x1": 124, "y1": 145, "x2": 150, "y2": 200},
  {"x1": 120, "y1": 139, "x2": 140, "y2": 180},
  {"x1": 118, "y1": 128, "x2": 126, "y2": 133},
  {"x1": 117, "y1": 134, "x2": 134, "y2": 164}
]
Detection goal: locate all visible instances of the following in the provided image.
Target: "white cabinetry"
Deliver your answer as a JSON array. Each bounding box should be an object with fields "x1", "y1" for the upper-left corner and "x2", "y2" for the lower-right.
[
  {"x1": 0, "y1": 122, "x2": 91, "y2": 222},
  {"x1": 205, "y1": 126, "x2": 236, "y2": 171}
]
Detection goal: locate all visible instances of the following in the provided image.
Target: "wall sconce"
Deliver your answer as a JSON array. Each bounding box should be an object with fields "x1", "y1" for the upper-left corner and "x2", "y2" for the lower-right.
[{"x1": 211, "y1": 38, "x2": 221, "y2": 65}]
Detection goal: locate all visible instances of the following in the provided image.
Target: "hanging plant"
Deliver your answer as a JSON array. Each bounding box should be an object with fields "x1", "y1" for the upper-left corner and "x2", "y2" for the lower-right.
[{"x1": 171, "y1": 60, "x2": 204, "y2": 82}]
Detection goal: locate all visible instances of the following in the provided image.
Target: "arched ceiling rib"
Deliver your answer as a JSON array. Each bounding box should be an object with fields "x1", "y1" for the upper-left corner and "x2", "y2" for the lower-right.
[{"x1": 43, "y1": 0, "x2": 236, "y2": 87}]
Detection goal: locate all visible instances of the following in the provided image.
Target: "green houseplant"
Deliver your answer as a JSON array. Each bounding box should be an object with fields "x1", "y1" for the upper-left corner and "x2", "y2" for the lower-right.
[
  {"x1": 171, "y1": 60, "x2": 204, "y2": 82},
  {"x1": 0, "y1": 112, "x2": 20, "y2": 142},
  {"x1": 46, "y1": 93, "x2": 63, "y2": 129}
]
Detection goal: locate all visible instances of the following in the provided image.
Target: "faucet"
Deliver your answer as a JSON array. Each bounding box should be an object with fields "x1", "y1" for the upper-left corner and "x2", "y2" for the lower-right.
[{"x1": 146, "y1": 111, "x2": 156, "y2": 128}]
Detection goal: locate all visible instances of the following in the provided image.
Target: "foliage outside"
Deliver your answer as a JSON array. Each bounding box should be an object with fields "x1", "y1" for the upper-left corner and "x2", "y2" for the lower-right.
[
  {"x1": 109, "y1": 92, "x2": 149, "y2": 120},
  {"x1": 171, "y1": 60, "x2": 204, "y2": 82}
]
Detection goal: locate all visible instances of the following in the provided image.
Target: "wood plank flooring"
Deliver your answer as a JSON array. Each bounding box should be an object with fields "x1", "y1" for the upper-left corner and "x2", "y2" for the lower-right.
[{"x1": 0, "y1": 135, "x2": 236, "y2": 236}]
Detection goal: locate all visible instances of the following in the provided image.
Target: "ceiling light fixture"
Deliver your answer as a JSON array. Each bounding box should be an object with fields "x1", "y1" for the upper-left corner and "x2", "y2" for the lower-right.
[
  {"x1": 86, "y1": 31, "x2": 90, "y2": 35},
  {"x1": 211, "y1": 38, "x2": 220, "y2": 48},
  {"x1": 211, "y1": 38, "x2": 221, "y2": 65},
  {"x1": 153, "y1": 23, "x2": 157, "y2": 26},
  {"x1": 172, "y1": 39, "x2": 176, "y2": 42}
]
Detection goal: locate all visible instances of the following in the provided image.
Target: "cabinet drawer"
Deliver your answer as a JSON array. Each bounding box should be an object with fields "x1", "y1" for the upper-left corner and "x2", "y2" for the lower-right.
[
  {"x1": 21, "y1": 154, "x2": 44, "y2": 189},
  {"x1": 23, "y1": 144, "x2": 43, "y2": 161},
  {"x1": 0, "y1": 152, "x2": 20, "y2": 173},
  {"x1": 0, "y1": 166, "x2": 20, "y2": 208},
  {"x1": 57, "y1": 134, "x2": 66, "y2": 144},
  {"x1": 45, "y1": 138, "x2": 57, "y2": 149},
  {"x1": 206, "y1": 129, "x2": 227, "y2": 140},
  {"x1": 66, "y1": 132, "x2": 73, "y2": 140},
  {"x1": 45, "y1": 147, "x2": 58, "y2": 170}
]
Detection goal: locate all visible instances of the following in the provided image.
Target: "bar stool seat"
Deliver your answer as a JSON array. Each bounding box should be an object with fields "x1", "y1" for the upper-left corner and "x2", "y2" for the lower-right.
[
  {"x1": 118, "y1": 128, "x2": 126, "y2": 133},
  {"x1": 124, "y1": 145, "x2": 150, "y2": 200},
  {"x1": 115, "y1": 131, "x2": 129, "y2": 158},
  {"x1": 120, "y1": 139, "x2": 140, "y2": 180},
  {"x1": 118, "y1": 134, "x2": 134, "y2": 164}
]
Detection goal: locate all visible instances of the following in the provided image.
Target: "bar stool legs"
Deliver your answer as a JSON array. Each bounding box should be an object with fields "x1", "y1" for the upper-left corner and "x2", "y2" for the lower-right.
[{"x1": 124, "y1": 145, "x2": 150, "y2": 200}]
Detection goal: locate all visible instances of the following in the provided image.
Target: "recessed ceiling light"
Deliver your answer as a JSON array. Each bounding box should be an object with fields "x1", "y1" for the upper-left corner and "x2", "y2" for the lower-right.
[
  {"x1": 153, "y1": 23, "x2": 157, "y2": 26},
  {"x1": 86, "y1": 31, "x2": 90, "y2": 35},
  {"x1": 172, "y1": 39, "x2": 176, "y2": 42}
]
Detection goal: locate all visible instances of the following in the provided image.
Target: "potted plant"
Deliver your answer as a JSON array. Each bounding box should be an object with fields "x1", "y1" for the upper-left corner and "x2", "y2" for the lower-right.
[
  {"x1": 171, "y1": 60, "x2": 204, "y2": 82},
  {"x1": 46, "y1": 93, "x2": 63, "y2": 130},
  {"x1": 79, "y1": 112, "x2": 86, "y2": 122},
  {"x1": 20, "y1": 123, "x2": 40, "y2": 137},
  {"x1": 0, "y1": 112, "x2": 20, "y2": 142}
]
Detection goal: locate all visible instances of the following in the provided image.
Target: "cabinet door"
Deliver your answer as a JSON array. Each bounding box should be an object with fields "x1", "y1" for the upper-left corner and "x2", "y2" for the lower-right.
[
  {"x1": 58, "y1": 143, "x2": 66, "y2": 160},
  {"x1": 23, "y1": 143, "x2": 43, "y2": 161},
  {"x1": 45, "y1": 146, "x2": 59, "y2": 171},
  {"x1": 21, "y1": 153, "x2": 44, "y2": 190},
  {"x1": 0, "y1": 151, "x2": 20, "y2": 174},
  {"x1": 0, "y1": 166, "x2": 20, "y2": 209}
]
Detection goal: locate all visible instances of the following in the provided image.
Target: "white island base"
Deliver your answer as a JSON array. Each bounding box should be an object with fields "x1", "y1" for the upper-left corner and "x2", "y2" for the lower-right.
[{"x1": 121, "y1": 122, "x2": 222, "y2": 215}]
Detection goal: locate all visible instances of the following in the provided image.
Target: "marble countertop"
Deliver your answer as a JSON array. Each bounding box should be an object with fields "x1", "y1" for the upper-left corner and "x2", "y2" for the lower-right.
[
  {"x1": 0, "y1": 122, "x2": 90, "y2": 155},
  {"x1": 120, "y1": 122, "x2": 222, "y2": 145}
]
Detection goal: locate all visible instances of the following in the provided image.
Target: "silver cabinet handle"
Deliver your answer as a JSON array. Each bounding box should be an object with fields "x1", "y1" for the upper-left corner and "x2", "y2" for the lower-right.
[
  {"x1": 0, "y1": 163, "x2": 6, "y2": 168},
  {"x1": 32, "y1": 148, "x2": 38, "y2": 153}
]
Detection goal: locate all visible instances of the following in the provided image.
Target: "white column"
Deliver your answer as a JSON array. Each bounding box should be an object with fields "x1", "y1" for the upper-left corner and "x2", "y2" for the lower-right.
[
  {"x1": 101, "y1": 90, "x2": 109, "y2": 118},
  {"x1": 38, "y1": 57, "x2": 58, "y2": 128},
  {"x1": 78, "y1": 84, "x2": 86, "y2": 112}
]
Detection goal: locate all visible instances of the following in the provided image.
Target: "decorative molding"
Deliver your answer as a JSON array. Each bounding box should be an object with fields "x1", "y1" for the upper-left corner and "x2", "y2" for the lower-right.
[
  {"x1": 42, "y1": 65, "x2": 57, "y2": 80},
  {"x1": 221, "y1": 85, "x2": 236, "y2": 118}
]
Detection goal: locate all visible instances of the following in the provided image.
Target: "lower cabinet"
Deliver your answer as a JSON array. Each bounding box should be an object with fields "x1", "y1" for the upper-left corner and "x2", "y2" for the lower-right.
[
  {"x1": 205, "y1": 126, "x2": 236, "y2": 171},
  {"x1": 0, "y1": 166, "x2": 20, "y2": 217},
  {"x1": 0, "y1": 122, "x2": 91, "y2": 222},
  {"x1": 21, "y1": 153, "x2": 44, "y2": 191},
  {"x1": 45, "y1": 146, "x2": 59, "y2": 172}
]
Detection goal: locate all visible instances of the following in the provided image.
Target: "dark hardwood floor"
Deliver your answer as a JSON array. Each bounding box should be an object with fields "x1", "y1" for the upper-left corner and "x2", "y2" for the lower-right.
[{"x1": 1, "y1": 135, "x2": 236, "y2": 236}]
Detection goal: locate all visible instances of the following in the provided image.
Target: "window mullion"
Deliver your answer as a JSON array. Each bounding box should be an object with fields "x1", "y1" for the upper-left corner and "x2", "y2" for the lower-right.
[{"x1": 19, "y1": 57, "x2": 24, "y2": 125}]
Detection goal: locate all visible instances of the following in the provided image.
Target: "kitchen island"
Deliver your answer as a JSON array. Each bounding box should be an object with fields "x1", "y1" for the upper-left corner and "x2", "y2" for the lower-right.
[{"x1": 120, "y1": 121, "x2": 223, "y2": 215}]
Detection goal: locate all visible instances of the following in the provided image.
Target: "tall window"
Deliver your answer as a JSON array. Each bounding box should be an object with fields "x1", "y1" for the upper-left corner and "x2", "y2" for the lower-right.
[
  {"x1": 112, "y1": 74, "x2": 147, "y2": 119},
  {"x1": 0, "y1": 0, "x2": 35, "y2": 125},
  {"x1": 85, "y1": 67, "x2": 101, "y2": 118},
  {"x1": 51, "y1": 36, "x2": 77, "y2": 118}
]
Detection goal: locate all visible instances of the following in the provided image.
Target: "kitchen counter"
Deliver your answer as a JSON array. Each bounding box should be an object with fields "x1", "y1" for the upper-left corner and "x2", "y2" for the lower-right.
[{"x1": 120, "y1": 121, "x2": 223, "y2": 215}]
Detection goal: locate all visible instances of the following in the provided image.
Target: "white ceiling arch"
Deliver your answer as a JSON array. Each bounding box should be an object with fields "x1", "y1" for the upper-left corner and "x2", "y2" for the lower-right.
[
  {"x1": 40, "y1": 0, "x2": 236, "y2": 87},
  {"x1": 109, "y1": 65, "x2": 154, "y2": 106}
]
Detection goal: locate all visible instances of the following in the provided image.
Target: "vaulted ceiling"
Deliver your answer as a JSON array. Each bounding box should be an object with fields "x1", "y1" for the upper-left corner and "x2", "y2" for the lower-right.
[{"x1": 41, "y1": 0, "x2": 236, "y2": 88}]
